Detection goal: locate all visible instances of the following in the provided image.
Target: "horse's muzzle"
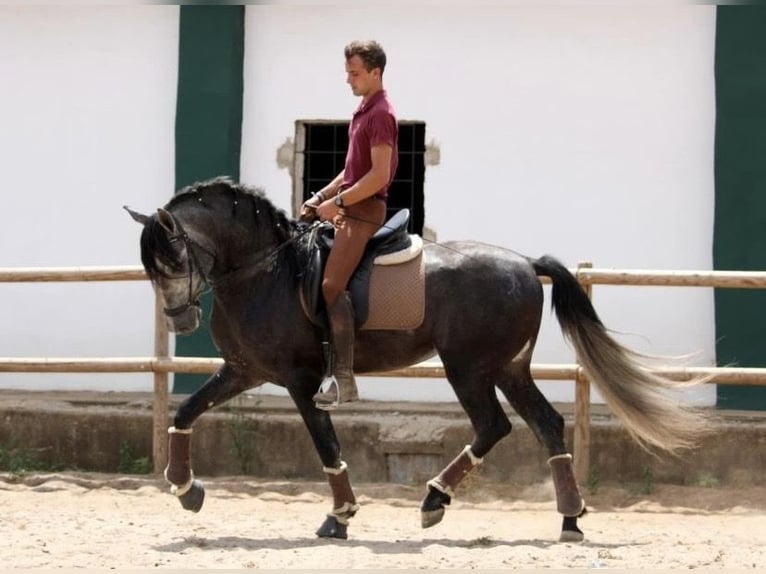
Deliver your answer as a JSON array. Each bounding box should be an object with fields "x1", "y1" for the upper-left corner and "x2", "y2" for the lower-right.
[
  {"x1": 165, "y1": 304, "x2": 202, "y2": 334},
  {"x1": 163, "y1": 299, "x2": 200, "y2": 318}
]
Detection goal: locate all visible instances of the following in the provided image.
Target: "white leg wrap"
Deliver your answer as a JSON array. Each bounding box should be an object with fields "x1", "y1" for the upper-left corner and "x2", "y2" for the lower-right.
[
  {"x1": 168, "y1": 426, "x2": 193, "y2": 435},
  {"x1": 547, "y1": 453, "x2": 573, "y2": 465},
  {"x1": 426, "y1": 477, "x2": 454, "y2": 498},
  {"x1": 330, "y1": 501, "x2": 361, "y2": 525},
  {"x1": 322, "y1": 460, "x2": 349, "y2": 475},
  {"x1": 169, "y1": 471, "x2": 195, "y2": 497},
  {"x1": 463, "y1": 445, "x2": 484, "y2": 466}
]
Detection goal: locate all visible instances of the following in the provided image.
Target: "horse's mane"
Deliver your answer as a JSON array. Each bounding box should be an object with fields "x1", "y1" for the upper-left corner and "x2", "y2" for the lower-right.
[
  {"x1": 173, "y1": 176, "x2": 295, "y2": 231},
  {"x1": 140, "y1": 176, "x2": 301, "y2": 280},
  {"x1": 169, "y1": 175, "x2": 257, "y2": 204}
]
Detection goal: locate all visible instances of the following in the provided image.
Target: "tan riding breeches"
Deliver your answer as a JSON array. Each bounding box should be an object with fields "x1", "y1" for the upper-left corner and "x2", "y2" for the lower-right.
[{"x1": 322, "y1": 196, "x2": 387, "y2": 308}]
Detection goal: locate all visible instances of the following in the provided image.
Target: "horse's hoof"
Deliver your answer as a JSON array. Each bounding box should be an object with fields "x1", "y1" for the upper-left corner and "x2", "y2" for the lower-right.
[
  {"x1": 316, "y1": 514, "x2": 348, "y2": 539},
  {"x1": 559, "y1": 528, "x2": 584, "y2": 543},
  {"x1": 178, "y1": 479, "x2": 205, "y2": 513},
  {"x1": 420, "y1": 485, "x2": 451, "y2": 528},
  {"x1": 560, "y1": 514, "x2": 584, "y2": 542},
  {"x1": 421, "y1": 507, "x2": 445, "y2": 529}
]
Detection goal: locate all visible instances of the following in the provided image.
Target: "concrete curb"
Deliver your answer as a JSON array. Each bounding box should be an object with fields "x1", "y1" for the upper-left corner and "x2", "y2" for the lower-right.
[{"x1": 0, "y1": 390, "x2": 764, "y2": 487}]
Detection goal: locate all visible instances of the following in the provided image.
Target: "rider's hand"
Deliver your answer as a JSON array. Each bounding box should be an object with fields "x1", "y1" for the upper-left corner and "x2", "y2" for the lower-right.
[
  {"x1": 316, "y1": 199, "x2": 342, "y2": 224},
  {"x1": 299, "y1": 194, "x2": 322, "y2": 223}
]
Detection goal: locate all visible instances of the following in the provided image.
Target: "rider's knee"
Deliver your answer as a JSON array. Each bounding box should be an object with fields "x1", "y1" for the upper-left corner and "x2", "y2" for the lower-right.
[{"x1": 322, "y1": 279, "x2": 342, "y2": 307}]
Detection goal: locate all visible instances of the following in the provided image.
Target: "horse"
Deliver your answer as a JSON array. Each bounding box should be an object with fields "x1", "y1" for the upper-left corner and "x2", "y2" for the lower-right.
[{"x1": 126, "y1": 176, "x2": 709, "y2": 542}]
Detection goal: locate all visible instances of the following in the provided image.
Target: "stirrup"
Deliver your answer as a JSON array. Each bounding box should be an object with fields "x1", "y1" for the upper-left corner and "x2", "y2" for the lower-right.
[
  {"x1": 313, "y1": 375, "x2": 357, "y2": 411},
  {"x1": 313, "y1": 376, "x2": 342, "y2": 411}
]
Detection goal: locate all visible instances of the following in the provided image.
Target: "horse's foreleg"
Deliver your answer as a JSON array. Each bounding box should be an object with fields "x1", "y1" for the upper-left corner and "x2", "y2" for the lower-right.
[
  {"x1": 165, "y1": 364, "x2": 251, "y2": 513},
  {"x1": 165, "y1": 426, "x2": 205, "y2": 512},
  {"x1": 287, "y1": 376, "x2": 359, "y2": 539},
  {"x1": 315, "y1": 461, "x2": 360, "y2": 539}
]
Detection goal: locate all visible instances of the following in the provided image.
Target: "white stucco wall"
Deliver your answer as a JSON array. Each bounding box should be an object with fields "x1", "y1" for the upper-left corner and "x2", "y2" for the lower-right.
[
  {"x1": 0, "y1": 4, "x2": 718, "y2": 406},
  {"x1": 240, "y1": 4, "x2": 717, "y2": 405},
  {"x1": 0, "y1": 6, "x2": 178, "y2": 391}
]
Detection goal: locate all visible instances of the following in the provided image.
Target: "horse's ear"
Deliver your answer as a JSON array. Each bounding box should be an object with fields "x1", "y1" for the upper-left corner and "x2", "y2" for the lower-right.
[
  {"x1": 123, "y1": 206, "x2": 149, "y2": 225},
  {"x1": 156, "y1": 208, "x2": 177, "y2": 234}
]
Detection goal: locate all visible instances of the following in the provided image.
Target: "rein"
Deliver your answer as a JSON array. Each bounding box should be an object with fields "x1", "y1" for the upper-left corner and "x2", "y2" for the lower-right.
[{"x1": 211, "y1": 220, "x2": 323, "y2": 286}]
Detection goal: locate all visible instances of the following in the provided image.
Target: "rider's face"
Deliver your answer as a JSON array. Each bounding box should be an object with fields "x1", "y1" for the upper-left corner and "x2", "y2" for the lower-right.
[{"x1": 345, "y1": 55, "x2": 380, "y2": 99}]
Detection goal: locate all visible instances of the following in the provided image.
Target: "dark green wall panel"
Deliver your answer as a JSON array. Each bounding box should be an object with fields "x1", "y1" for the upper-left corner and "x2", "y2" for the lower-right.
[
  {"x1": 714, "y1": 6, "x2": 766, "y2": 409},
  {"x1": 174, "y1": 5, "x2": 244, "y2": 393}
]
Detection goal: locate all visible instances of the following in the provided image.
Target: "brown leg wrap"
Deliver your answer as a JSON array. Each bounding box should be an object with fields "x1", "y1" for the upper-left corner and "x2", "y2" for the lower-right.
[
  {"x1": 324, "y1": 462, "x2": 359, "y2": 524},
  {"x1": 327, "y1": 468, "x2": 357, "y2": 510},
  {"x1": 165, "y1": 427, "x2": 192, "y2": 487},
  {"x1": 548, "y1": 453, "x2": 586, "y2": 517},
  {"x1": 428, "y1": 446, "x2": 483, "y2": 497}
]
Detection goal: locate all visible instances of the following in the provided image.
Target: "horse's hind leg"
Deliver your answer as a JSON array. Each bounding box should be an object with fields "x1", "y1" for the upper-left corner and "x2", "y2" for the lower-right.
[
  {"x1": 496, "y1": 363, "x2": 586, "y2": 542},
  {"x1": 421, "y1": 365, "x2": 512, "y2": 528}
]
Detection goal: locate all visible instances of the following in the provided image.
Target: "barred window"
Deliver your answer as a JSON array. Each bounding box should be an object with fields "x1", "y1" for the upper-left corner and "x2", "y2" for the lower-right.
[{"x1": 293, "y1": 120, "x2": 426, "y2": 235}]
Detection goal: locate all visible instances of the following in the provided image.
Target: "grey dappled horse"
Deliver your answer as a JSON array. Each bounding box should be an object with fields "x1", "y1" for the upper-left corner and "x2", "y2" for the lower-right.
[{"x1": 126, "y1": 177, "x2": 708, "y2": 542}]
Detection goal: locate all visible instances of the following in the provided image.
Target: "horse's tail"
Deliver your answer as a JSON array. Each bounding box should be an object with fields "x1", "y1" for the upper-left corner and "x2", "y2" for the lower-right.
[{"x1": 530, "y1": 254, "x2": 711, "y2": 454}]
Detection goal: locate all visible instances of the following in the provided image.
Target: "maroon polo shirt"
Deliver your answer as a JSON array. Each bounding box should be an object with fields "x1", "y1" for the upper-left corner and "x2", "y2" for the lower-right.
[{"x1": 342, "y1": 89, "x2": 398, "y2": 200}]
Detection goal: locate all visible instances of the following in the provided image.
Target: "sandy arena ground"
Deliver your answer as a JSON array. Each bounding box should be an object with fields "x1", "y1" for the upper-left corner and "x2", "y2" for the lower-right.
[{"x1": 1, "y1": 472, "x2": 764, "y2": 570}]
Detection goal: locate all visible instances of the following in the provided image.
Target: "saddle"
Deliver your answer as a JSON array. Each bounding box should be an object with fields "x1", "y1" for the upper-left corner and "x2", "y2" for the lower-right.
[{"x1": 299, "y1": 209, "x2": 426, "y2": 331}]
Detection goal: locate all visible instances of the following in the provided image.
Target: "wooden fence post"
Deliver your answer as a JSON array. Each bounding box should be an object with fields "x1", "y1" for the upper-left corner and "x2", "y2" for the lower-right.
[
  {"x1": 574, "y1": 261, "x2": 593, "y2": 484},
  {"x1": 152, "y1": 290, "x2": 170, "y2": 475}
]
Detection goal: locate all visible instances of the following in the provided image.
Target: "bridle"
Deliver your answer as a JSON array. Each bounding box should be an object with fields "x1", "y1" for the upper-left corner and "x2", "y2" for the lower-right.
[
  {"x1": 162, "y1": 222, "x2": 215, "y2": 318},
  {"x1": 159, "y1": 216, "x2": 323, "y2": 318}
]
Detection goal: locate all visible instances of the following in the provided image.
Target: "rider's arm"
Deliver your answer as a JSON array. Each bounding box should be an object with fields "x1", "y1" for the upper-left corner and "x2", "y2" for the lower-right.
[
  {"x1": 299, "y1": 170, "x2": 345, "y2": 221},
  {"x1": 315, "y1": 171, "x2": 345, "y2": 202}
]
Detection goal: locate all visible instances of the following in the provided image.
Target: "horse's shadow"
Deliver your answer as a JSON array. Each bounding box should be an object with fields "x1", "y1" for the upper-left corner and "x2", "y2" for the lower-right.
[{"x1": 153, "y1": 535, "x2": 641, "y2": 555}]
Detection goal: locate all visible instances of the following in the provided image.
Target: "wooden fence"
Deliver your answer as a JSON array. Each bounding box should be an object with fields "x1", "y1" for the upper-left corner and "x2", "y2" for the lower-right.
[{"x1": 2, "y1": 263, "x2": 766, "y2": 482}]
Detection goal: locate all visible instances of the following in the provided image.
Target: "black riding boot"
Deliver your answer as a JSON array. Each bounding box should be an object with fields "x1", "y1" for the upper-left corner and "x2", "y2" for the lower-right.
[{"x1": 313, "y1": 292, "x2": 359, "y2": 410}]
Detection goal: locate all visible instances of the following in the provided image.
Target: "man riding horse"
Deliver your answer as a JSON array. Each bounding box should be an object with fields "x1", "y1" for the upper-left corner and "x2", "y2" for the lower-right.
[{"x1": 299, "y1": 40, "x2": 399, "y2": 410}]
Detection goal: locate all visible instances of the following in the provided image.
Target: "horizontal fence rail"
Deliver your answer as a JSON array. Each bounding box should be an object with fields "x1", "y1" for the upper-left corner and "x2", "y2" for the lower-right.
[
  {"x1": 3, "y1": 358, "x2": 766, "y2": 386},
  {"x1": 576, "y1": 268, "x2": 766, "y2": 288},
  {"x1": 3, "y1": 263, "x2": 766, "y2": 479},
  {"x1": 5, "y1": 266, "x2": 766, "y2": 286},
  {"x1": 0, "y1": 266, "x2": 147, "y2": 282}
]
